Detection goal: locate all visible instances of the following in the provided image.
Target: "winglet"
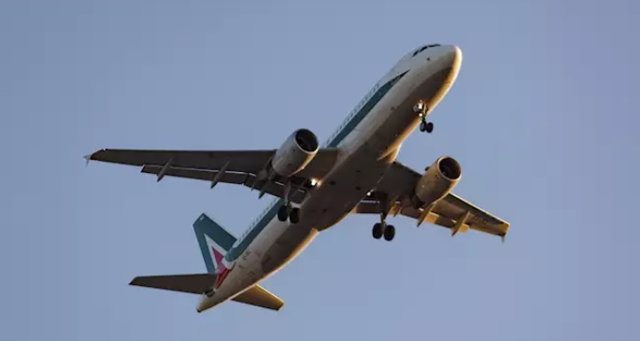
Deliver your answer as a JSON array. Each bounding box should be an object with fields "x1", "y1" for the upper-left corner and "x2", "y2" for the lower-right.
[{"x1": 83, "y1": 154, "x2": 91, "y2": 167}]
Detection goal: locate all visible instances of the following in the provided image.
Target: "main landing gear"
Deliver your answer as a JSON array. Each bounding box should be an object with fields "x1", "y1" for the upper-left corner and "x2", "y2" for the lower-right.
[
  {"x1": 414, "y1": 101, "x2": 434, "y2": 133},
  {"x1": 277, "y1": 181, "x2": 300, "y2": 223},
  {"x1": 371, "y1": 195, "x2": 395, "y2": 241},
  {"x1": 372, "y1": 222, "x2": 395, "y2": 241},
  {"x1": 277, "y1": 204, "x2": 300, "y2": 224}
]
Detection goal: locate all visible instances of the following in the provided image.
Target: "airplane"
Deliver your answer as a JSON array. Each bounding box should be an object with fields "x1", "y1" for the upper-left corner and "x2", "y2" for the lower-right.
[{"x1": 87, "y1": 43, "x2": 510, "y2": 313}]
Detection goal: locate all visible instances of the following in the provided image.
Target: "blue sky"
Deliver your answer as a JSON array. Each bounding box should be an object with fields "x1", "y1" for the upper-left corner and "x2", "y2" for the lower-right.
[{"x1": 1, "y1": 0, "x2": 638, "y2": 340}]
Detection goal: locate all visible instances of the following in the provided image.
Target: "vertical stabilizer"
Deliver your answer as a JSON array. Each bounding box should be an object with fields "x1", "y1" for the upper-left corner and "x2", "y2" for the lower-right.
[{"x1": 193, "y1": 214, "x2": 236, "y2": 274}]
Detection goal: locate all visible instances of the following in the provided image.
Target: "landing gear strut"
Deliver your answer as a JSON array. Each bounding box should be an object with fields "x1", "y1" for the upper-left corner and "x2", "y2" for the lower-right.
[{"x1": 414, "y1": 101, "x2": 434, "y2": 133}]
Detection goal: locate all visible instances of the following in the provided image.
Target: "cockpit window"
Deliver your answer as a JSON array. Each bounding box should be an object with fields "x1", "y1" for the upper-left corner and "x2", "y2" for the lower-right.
[{"x1": 412, "y1": 44, "x2": 441, "y2": 57}]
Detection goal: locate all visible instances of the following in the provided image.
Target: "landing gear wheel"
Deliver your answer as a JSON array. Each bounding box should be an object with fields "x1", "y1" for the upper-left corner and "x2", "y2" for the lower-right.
[
  {"x1": 372, "y1": 223, "x2": 383, "y2": 239},
  {"x1": 289, "y1": 207, "x2": 300, "y2": 224},
  {"x1": 425, "y1": 121, "x2": 434, "y2": 133},
  {"x1": 277, "y1": 205, "x2": 289, "y2": 222},
  {"x1": 420, "y1": 121, "x2": 434, "y2": 133},
  {"x1": 383, "y1": 225, "x2": 395, "y2": 241},
  {"x1": 415, "y1": 100, "x2": 432, "y2": 133}
]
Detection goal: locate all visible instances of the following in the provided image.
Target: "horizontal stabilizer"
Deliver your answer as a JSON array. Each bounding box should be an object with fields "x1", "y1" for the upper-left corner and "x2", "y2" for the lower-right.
[
  {"x1": 130, "y1": 274, "x2": 215, "y2": 294},
  {"x1": 232, "y1": 285, "x2": 284, "y2": 311}
]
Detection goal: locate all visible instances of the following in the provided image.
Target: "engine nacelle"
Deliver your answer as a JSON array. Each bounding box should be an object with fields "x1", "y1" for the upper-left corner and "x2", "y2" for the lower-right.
[
  {"x1": 272, "y1": 129, "x2": 319, "y2": 178},
  {"x1": 413, "y1": 156, "x2": 462, "y2": 208}
]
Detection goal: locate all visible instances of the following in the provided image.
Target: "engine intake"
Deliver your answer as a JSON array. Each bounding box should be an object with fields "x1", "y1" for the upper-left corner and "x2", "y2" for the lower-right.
[
  {"x1": 413, "y1": 156, "x2": 462, "y2": 208},
  {"x1": 272, "y1": 129, "x2": 319, "y2": 178}
]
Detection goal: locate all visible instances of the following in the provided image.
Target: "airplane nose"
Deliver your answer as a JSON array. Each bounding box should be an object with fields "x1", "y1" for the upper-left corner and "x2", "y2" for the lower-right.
[
  {"x1": 429, "y1": 45, "x2": 462, "y2": 83},
  {"x1": 437, "y1": 45, "x2": 463, "y2": 69}
]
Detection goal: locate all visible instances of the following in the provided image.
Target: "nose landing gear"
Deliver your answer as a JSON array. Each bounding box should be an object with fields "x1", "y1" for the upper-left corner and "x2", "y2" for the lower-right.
[
  {"x1": 420, "y1": 121, "x2": 434, "y2": 133},
  {"x1": 414, "y1": 101, "x2": 434, "y2": 133}
]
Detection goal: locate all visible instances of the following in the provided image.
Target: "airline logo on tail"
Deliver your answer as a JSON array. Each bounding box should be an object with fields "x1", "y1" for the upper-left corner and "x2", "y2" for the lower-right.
[
  {"x1": 204, "y1": 235, "x2": 228, "y2": 272},
  {"x1": 204, "y1": 235, "x2": 233, "y2": 288},
  {"x1": 194, "y1": 214, "x2": 238, "y2": 288}
]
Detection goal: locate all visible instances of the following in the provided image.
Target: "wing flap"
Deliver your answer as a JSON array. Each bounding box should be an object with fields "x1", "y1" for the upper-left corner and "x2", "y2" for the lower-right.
[
  {"x1": 433, "y1": 193, "x2": 509, "y2": 236},
  {"x1": 141, "y1": 165, "x2": 248, "y2": 184},
  {"x1": 129, "y1": 274, "x2": 216, "y2": 294},
  {"x1": 231, "y1": 285, "x2": 284, "y2": 311},
  {"x1": 140, "y1": 165, "x2": 307, "y2": 203},
  {"x1": 398, "y1": 204, "x2": 509, "y2": 237}
]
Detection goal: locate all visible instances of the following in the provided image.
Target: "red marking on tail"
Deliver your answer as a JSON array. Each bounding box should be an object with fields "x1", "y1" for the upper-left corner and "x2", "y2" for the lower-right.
[
  {"x1": 211, "y1": 246, "x2": 233, "y2": 288},
  {"x1": 212, "y1": 247, "x2": 224, "y2": 268},
  {"x1": 214, "y1": 266, "x2": 232, "y2": 288}
]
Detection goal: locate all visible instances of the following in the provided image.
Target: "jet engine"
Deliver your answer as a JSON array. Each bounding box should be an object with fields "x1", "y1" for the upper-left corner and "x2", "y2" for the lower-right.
[
  {"x1": 272, "y1": 129, "x2": 319, "y2": 178},
  {"x1": 413, "y1": 156, "x2": 462, "y2": 208}
]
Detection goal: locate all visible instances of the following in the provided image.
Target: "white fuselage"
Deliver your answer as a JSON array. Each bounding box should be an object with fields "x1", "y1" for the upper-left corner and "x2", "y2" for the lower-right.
[{"x1": 198, "y1": 44, "x2": 462, "y2": 312}]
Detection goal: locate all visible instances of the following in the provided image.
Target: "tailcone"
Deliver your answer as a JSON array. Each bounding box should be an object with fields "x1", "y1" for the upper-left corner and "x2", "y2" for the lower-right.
[{"x1": 197, "y1": 293, "x2": 222, "y2": 313}]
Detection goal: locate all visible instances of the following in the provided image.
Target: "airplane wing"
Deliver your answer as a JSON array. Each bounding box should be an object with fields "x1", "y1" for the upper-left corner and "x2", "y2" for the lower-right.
[
  {"x1": 353, "y1": 161, "x2": 510, "y2": 238},
  {"x1": 87, "y1": 148, "x2": 338, "y2": 202}
]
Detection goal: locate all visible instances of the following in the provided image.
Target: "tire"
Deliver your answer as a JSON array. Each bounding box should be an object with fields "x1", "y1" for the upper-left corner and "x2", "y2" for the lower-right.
[
  {"x1": 372, "y1": 223, "x2": 383, "y2": 239},
  {"x1": 277, "y1": 205, "x2": 289, "y2": 222},
  {"x1": 425, "y1": 122, "x2": 434, "y2": 133},
  {"x1": 289, "y1": 208, "x2": 300, "y2": 224},
  {"x1": 419, "y1": 121, "x2": 427, "y2": 132},
  {"x1": 383, "y1": 225, "x2": 395, "y2": 241}
]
